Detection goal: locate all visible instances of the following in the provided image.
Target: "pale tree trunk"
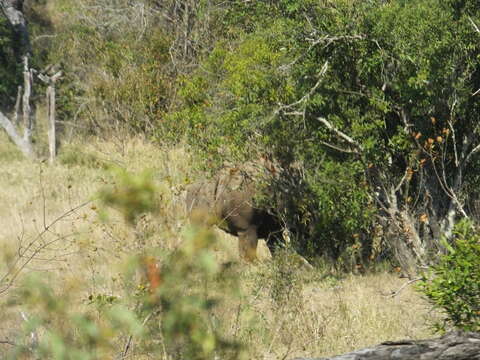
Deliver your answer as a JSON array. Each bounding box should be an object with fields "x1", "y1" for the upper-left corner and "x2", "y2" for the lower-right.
[
  {"x1": 0, "y1": 109, "x2": 33, "y2": 156},
  {"x1": 0, "y1": 57, "x2": 35, "y2": 158},
  {"x1": 13, "y1": 85, "x2": 21, "y2": 125},
  {"x1": 21, "y1": 57, "x2": 34, "y2": 155},
  {"x1": 39, "y1": 70, "x2": 62, "y2": 163},
  {"x1": 47, "y1": 85, "x2": 56, "y2": 163}
]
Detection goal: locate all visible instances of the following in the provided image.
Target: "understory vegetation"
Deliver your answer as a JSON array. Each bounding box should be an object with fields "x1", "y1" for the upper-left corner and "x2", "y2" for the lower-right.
[
  {"x1": 0, "y1": 137, "x2": 435, "y2": 359},
  {"x1": 1, "y1": 0, "x2": 480, "y2": 358}
]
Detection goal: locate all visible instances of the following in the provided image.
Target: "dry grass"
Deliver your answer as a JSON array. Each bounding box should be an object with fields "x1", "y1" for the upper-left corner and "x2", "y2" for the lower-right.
[{"x1": 0, "y1": 134, "x2": 436, "y2": 359}]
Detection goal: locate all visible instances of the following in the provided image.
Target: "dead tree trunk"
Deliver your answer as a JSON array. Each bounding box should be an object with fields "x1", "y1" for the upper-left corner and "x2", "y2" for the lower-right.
[
  {"x1": 21, "y1": 57, "x2": 34, "y2": 155},
  {"x1": 0, "y1": 57, "x2": 35, "y2": 158},
  {"x1": 39, "y1": 70, "x2": 62, "y2": 163}
]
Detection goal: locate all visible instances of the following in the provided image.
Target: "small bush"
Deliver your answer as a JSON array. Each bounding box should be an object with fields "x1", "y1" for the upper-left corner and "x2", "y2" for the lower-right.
[
  {"x1": 418, "y1": 220, "x2": 480, "y2": 332},
  {"x1": 99, "y1": 169, "x2": 158, "y2": 225}
]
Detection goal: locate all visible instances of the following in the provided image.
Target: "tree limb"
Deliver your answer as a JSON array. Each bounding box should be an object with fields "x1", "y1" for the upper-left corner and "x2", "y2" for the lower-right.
[
  {"x1": 0, "y1": 110, "x2": 33, "y2": 157},
  {"x1": 317, "y1": 117, "x2": 363, "y2": 152}
]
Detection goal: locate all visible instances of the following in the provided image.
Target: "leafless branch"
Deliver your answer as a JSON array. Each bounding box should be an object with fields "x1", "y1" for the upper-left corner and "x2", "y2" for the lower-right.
[
  {"x1": 319, "y1": 140, "x2": 359, "y2": 154},
  {"x1": 0, "y1": 199, "x2": 92, "y2": 296},
  {"x1": 277, "y1": 61, "x2": 329, "y2": 113},
  {"x1": 119, "y1": 311, "x2": 155, "y2": 359},
  {"x1": 463, "y1": 143, "x2": 480, "y2": 166},
  {"x1": 306, "y1": 34, "x2": 366, "y2": 47},
  {"x1": 468, "y1": 16, "x2": 480, "y2": 34},
  {"x1": 13, "y1": 85, "x2": 22, "y2": 125},
  {"x1": 447, "y1": 119, "x2": 459, "y2": 167},
  {"x1": 317, "y1": 117, "x2": 363, "y2": 153},
  {"x1": 385, "y1": 278, "x2": 422, "y2": 298},
  {"x1": 393, "y1": 167, "x2": 409, "y2": 194}
]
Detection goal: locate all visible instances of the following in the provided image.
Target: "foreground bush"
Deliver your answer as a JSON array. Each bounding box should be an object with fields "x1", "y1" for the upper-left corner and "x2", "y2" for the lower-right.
[
  {"x1": 418, "y1": 220, "x2": 480, "y2": 332},
  {"x1": 7, "y1": 170, "x2": 243, "y2": 359}
]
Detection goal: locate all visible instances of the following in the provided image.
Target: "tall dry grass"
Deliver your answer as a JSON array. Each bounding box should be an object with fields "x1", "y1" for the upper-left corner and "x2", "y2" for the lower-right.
[{"x1": 0, "y1": 134, "x2": 436, "y2": 358}]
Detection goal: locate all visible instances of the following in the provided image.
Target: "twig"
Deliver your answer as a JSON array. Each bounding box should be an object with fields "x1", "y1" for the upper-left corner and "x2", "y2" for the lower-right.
[
  {"x1": 463, "y1": 143, "x2": 480, "y2": 166},
  {"x1": 468, "y1": 16, "x2": 480, "y2": 34},
  {"x1": 319, "y1": 140, "x2": 359, "y2": 154},
  {"x1": 386, "y1": 278, "x2": 422, "y2": 298},
  {"x1": 317, "y1": 117, "x2": 363, "y2": 153},
  {"x1": 119, "y1": 311, "x2": 155, "y2": 359},
  {"x1": 276, "y1": 61, "x2": 329, "y2": 114},
  {"x1": 0, "y1": 199, "x2": 92, "y2": 295}
]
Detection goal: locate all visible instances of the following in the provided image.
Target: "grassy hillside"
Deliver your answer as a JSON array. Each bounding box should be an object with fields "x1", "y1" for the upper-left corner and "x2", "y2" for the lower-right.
[{"x1": 0, "y1": 135, "x2": 436, "y2": 359}]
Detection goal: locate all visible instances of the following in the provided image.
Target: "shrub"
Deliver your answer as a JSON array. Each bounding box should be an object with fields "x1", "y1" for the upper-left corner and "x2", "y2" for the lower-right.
[
  {"x1": 418, "y1": 220, "x2": 480, "y2": 332},
  {"x1": 7, "y1": 170, "x2": 244, "y2": 359}
]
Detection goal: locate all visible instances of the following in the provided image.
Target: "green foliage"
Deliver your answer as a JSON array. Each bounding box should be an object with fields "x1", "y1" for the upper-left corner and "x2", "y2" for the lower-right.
[
  {"x1": 167, "y1": 0, "x2": 480, "y2": 264},
  {"x1": 0, "y1": 16, "x2": 21, "y2": 109},
  {"x1": 418, "y1": 220, "x2": 480, "y2": 332},
  {"x1": 47, "y1": 1, "x2": 173, "y2": 134},
  {"x1": 99, "y1": 169, "x2": 158, "y2": 225},
  {"x1": 15, "y1": 0, "x2": 480, "y2": 264},
  {"x1": 153, "y1": 225, "x2": 243, "y2": 360}
]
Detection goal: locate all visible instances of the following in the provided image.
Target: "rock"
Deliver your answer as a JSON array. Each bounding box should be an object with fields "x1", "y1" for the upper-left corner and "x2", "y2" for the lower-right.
[{"x1": 293, "y1": 331, "x2": 480, "y2": 360}]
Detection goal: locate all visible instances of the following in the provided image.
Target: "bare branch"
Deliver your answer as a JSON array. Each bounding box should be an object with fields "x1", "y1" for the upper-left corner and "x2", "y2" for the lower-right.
[
  {"x1": 0, "y1": 110, "x2": 33, "y2": 157},
  {"x1": 13, "y1": 85, "x2": 22, "y2": 125},
  {"x1": 447, "y1": 119, "x2": 459, "y2": 167},
  {"x1": 463, "y1": 143, "x2": 480, "y2": 166},
  {"x1": 317, "y1": 117, "x2": 363, "y2": 152},
  {"x1": 319, "y1": 140, "x2": 360, "y2": 154},
  {"x1": 276, "y1": 61, "x2": 329, "y2": 115},
  {"x1": 385, "y1": 278, "x2": 422, "y2": 298},
  {"x1": 468, "y1": 16, "x2": 480, "y2": 34},
  {"x1": 393, "y1": 167, "x2": 409, "y2": 194},
  {"x1": 306, "y1": 34, "x2": 366, "y2": 47},
  {"x1": 0, "y1": 199, "x2": 92, "y2": 296}
]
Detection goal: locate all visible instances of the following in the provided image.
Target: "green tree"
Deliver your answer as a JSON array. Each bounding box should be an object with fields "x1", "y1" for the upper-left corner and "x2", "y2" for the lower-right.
[{"x1": 171, "y1": 0, "x2": 480, "y2": 271}]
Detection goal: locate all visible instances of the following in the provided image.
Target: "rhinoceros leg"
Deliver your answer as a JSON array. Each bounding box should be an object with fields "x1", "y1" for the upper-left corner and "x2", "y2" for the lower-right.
[{"x1": 238, "y1": 226, "x2": 258, "y2": 261}]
